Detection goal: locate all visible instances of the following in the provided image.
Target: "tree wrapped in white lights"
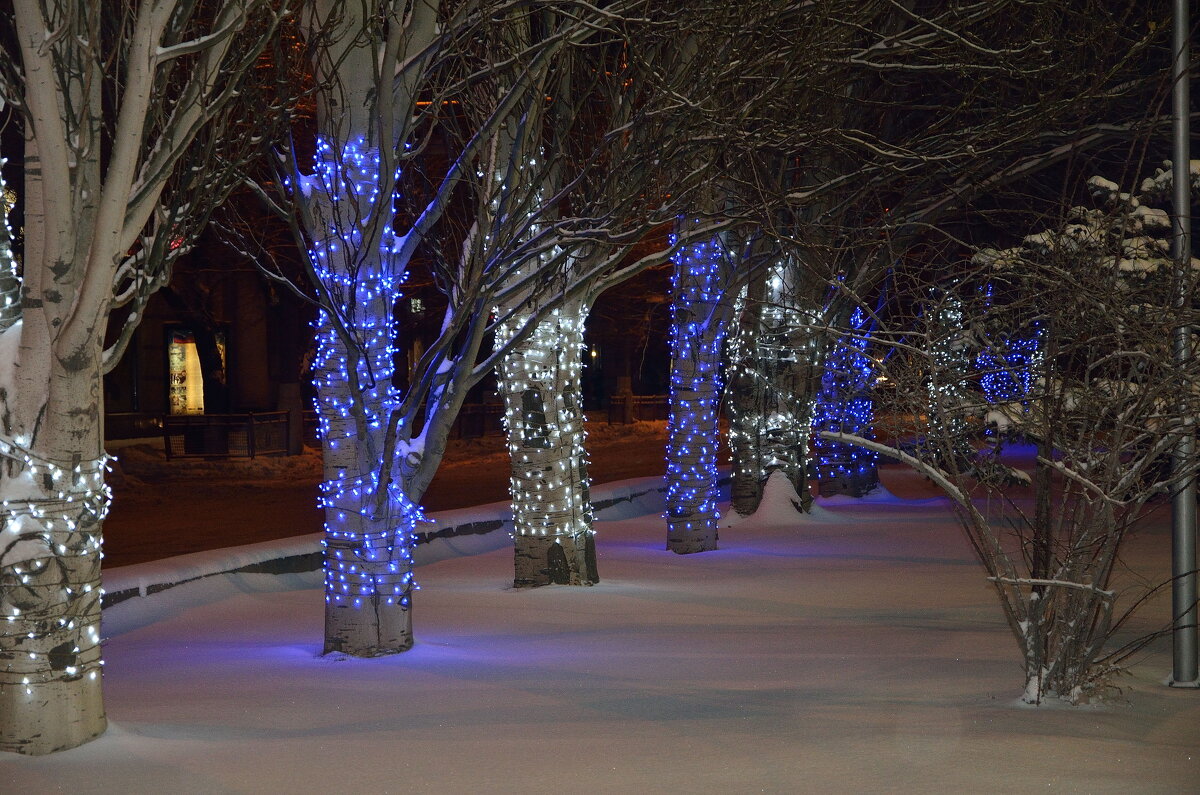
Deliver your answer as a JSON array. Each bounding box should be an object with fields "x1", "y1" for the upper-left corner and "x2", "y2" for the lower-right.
[
  {"x1": 725, "y1": 253, "x2": 827, "y2": 516},
  {"x1": 922, "y1": 291, "x2": 979, "y2": 471},
  {"x1": 0, "y1": 173, "x2": 16, "y2": 330},
  {"x1": 497, "y1": 300, "x2": 598, "y2": 584},
  {"x1": 466, "y1": 11, "x2": 602, "y2": 587},
  {"x1": 0, "y1": 0, "x2": 290, "y2": 755}
]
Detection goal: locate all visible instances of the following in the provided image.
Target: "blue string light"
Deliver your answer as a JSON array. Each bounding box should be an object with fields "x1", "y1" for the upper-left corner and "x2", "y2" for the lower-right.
[
  {"x1": 665, "y1": 228, "x2": 727, "y2": 546},
  {"x1": 811, "y1": 307, "x2": 878, "y2": 490},
  {"x1": 977, "y1": 327, "x2": 1043, "y2": 404},
  {"x1": 305, "y1": 136, "x2": 420, "y2": 613}
]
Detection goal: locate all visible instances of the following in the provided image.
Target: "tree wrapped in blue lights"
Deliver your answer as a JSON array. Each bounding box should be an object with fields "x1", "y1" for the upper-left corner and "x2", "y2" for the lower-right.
[
  {"x1": 283, "y1": 0, "x2": 449, "y2": 657},
  {"x1": 665, "y1": 224, "x2": 736, "y2": 553},
  {"x1": 976, "y1": 325, "x2": 1043, "y2": 410},
  {"x1": 811, "y1": 306, "x2": 880, "y2": 497},
  {"x1": 304, "y1": 136, "x2": 419, "y2": 655}
]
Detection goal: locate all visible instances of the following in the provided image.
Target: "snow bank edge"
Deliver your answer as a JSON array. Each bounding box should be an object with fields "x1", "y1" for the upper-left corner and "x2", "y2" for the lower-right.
[{"x1": 100, "y1": 474, "x2": 719, "y2": 609}]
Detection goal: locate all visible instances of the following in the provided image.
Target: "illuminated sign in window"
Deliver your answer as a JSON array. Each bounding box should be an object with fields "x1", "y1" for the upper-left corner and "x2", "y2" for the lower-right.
[
  {"x1": 167, "y1": 330, "x2": 204, "y2": 414},
  {"x1": 166, "y1": 329, "x2": 224, "y2": 415}
]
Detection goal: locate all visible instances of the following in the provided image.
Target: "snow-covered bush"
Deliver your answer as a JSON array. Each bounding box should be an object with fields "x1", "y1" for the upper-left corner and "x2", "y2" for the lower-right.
[{"x1": 846, "y1": 163, "x2": 1200, "y2": 704}]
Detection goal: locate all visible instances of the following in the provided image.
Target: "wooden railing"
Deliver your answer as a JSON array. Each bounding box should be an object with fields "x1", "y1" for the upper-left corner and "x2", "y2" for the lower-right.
[
  {"x1": 163, "y1": 411, "x2": 291, "y2": 459},
  {"x1": 606, "y1": 395, "x2": 670, "y2": 424}
]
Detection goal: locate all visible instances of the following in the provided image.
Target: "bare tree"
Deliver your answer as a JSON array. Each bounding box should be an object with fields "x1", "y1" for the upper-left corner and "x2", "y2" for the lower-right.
[
  {"x1": 0, "y1": 0, "x2": 291, "y2": 756},
  {"x1": 707, "y1": 0, "x2": 1169, "y2": 522},
  {"x1": 830, "y1": 163, "x2": 1200, "y2": 703}
]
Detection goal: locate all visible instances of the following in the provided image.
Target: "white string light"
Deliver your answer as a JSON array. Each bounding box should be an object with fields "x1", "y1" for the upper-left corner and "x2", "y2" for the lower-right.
[
  {"x1": 0, "y1": 161, "x2": 108, "y2": 704},
  {"x1": 0, "y1": 158, "x2": 19, "y2": 328},
  {"x1": 724, "y1": 257, "x2": 820, "y2": 512},
  {"x1": 496, "y1": 307, "x2": 594, "y2": 548},
  {"x1": 0, "y1": 446, "x2": 110, "y2": 698}
]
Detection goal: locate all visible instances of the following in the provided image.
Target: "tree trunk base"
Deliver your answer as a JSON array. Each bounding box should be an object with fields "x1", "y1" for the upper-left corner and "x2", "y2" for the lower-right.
[
  {"x1": 323, "y1": 600, "x2": 413, "y2": 657},
  {"x1": 0, "y1": 673, "x2": 105, "y2": 755},
  {"x1": 514, "y1": 533, "x2": 599, "y2": 587},
  {"x1": 730, "y1": 472, "x2": 764, "y2": 517},
  {"x1": 666, "y1": 528, "x2": 718, "y2": 554}
]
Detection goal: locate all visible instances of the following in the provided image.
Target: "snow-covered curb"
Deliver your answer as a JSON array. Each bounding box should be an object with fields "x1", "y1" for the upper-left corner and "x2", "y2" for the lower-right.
[{"x1": 101, "y1": 474, "x2": 705, "y2": 608}]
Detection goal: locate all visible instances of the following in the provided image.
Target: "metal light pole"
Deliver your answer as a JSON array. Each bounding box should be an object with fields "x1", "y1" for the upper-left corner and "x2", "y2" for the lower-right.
[{"x1": 1170, "y1": 0, "x2": 1198, "y2": 688}]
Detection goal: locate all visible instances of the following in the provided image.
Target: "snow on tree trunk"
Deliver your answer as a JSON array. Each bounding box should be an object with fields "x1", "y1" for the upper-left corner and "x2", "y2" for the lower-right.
[
  {"x1": 2, "y1": 0, "x2": 287, "y2": 753},
  {"x1": 305, "y1": 140, "x2": 415, "y2": 656},
  {"x1": 1009, "y1": 503, "x2": 1121, "y2": 705},
  {"x1": 0, "y1": 73, "x2": 108, "y2": 749},
  {"x1": 812, "y1": 307, "x2": 880, "y2": 498},
  {"x1": 725, "y1": 258, "x2": 820, "y2": 515},
  {"x1": 497, "y1": 304, "x2": 598, "y2": 586},
  {"x1": 665, "y1": 229, "x2": 733, "y2": 554}
]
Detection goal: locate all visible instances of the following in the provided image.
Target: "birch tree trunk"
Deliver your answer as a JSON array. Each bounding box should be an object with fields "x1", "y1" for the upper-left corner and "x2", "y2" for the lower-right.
[
  {"x1": 304, "y1": 110, "x2": 416, "y2": 655},
  {"x1": 726, "y1": 257, "x2": 820, "y2": 515},
  {"x1": 665, "y1": 228, "x2": 734, "y2": 553},
  {"x1": 925, "y1": 294, "x2": 977, "y2": 471},
  {"x1": 312, "y1": 265, "x2": 415, "y2": 654},
  {"x1": 727, "y1": 272, "x2": 769, "y2": 515},
  {"x1": 1, "y1": 0, "x2": 288, "y2": 752},
  {"x1": 0, "y1": 2, "x2": 109, "y2": 747},
  {"x1": 298, "y1": 0, "x2": 448, "y2": 655},
  {"x1": 497, "y1": 301, "x2": 598, "y2": 586},
  {"x1": 2, "y1": 117, "x2": 107, "y2": 752},
  {"x1": 0, "y1": 336, "x2": 109, "y2": 754}
]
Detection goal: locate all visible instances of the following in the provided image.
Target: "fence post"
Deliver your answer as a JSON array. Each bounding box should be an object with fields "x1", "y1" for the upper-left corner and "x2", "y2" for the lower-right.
[{"x1": 247, "y1": 412, "x2": 256, "y2": 459}]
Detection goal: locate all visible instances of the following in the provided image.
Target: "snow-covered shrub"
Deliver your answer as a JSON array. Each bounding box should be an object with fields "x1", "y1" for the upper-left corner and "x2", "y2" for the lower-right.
[{"x1": 851, "y1": 163, "x2": 1200, "y2": 704}]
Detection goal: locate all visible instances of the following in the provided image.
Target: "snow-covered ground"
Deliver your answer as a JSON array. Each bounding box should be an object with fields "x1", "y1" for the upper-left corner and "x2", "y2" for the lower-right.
[{"x1": 6, "y1": 469, "x2": 1199, "y2": 793}]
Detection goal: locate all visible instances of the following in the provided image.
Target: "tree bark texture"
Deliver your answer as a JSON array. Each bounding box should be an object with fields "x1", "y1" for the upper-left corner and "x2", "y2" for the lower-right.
[
  {"x1": 3, "y1": 0, "x2": 289, "y2": 753},
  {"x1": 316, "y1": 324, "x2": 415, "y2": 656}
]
